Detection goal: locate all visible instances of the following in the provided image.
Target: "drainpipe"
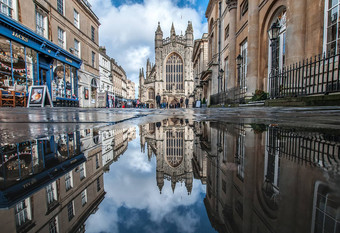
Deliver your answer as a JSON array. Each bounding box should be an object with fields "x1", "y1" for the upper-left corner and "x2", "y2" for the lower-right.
[{"x1": 218, "y1": 1, "x2": 222, "y2": 94}]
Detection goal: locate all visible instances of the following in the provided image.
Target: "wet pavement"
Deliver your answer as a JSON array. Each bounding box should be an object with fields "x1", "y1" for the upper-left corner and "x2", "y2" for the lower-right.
[{"x1": 0, "y1": 107, "x2": 339, "y2": 233}]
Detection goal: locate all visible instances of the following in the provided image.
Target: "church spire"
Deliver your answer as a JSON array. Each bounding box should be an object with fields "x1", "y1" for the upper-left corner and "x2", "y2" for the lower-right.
[
  {"x1": 156, "y1": 22, "x2": 162, "y2": 35},
  {"x1": 146, "y1": 58, "x2": 151, "y2": 77},
  {"x1": 170, "y1": 22, "x2": 176, "y2": 37},
  {"x1": 155, "y1": 22, "x2": 163, "y2": 48}
]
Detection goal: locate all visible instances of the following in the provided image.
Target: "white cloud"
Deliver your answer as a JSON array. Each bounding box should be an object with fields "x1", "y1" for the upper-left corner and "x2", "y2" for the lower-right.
[{"x1": 88, "y1": 0, "x2": 207, "y2": 95}]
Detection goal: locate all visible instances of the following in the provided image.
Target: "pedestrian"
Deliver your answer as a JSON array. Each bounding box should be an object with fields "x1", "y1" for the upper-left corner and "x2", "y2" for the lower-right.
[
  {"x1": 185, "y1": 98, "x2": 189, "y2": 108},
  {"x1": 180, "y1": 98, "x2": 184, "y2": 107},
  {"x1": 156, "y1": 93, "x2": 161, "y2": 108}
]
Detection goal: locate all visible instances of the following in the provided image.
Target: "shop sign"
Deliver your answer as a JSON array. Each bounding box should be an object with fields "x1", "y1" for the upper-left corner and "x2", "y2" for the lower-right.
[
  {"x1": 12, "y1": 31, "x2": 28, "y2": 42},
  {"x1": 27, "y1": 85, "x2": 53, "y2": 107}
]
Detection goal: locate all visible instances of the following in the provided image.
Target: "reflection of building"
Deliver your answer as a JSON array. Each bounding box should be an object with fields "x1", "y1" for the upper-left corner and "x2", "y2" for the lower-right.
[
  {"x1": 0, "y1": 130, "x2": 105, "y2": 232},
  {"x1": 140, "y1": 119, "x2": 194, "y2": 194},
  {"x1": 199, "y1": 122, "x2": 340, "y2": 233},
  {"x1": 139, "y1": 22, "x2": 194, "y2": 108}
]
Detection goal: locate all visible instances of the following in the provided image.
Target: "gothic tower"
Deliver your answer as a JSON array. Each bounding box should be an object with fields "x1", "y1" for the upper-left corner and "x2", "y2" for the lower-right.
[{"x1": 139, "y1": 22, "x2": 195, "y2": 108}]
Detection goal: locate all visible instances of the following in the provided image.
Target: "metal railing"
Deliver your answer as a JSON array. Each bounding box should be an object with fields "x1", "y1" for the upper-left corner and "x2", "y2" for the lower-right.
[
  {"x1": 269, "y1": 52, "x2": 340, "y2": 98},
  {"x1": 210, "y1": 87, "x2": 246, "y2": 105}
]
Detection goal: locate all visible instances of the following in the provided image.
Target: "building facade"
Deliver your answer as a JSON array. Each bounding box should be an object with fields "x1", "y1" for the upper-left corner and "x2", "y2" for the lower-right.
[
  {"x1": 126, "y1": 79, "x2": 135, "y2": 101},
  {"x1": 192, "y1": 33, "x2": 209, "y2": 105},
  {"x1": 99, "y1": 46, "x2": 114, "y2": 108},
  {"x1": 111, "y1": 58, "x2": 126, "y2": 106},
  {"x1": 139, "y1": 22, "x2": 195, "y2": 108},
  {"x1": 205, "y1": 0, "x2": 326, "y2": 104}
]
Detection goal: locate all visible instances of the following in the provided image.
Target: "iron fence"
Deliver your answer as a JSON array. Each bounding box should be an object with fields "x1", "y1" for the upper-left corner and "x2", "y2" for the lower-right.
[
  {"x1": 210, "y1": 87, "x2": 246, "y2": 105},
  {"x1": 267, "y1": 127, "x2": 340, "y2": 168},
  {"x1": 269, "y1": 52, "x2": 340, "y2": 98}
]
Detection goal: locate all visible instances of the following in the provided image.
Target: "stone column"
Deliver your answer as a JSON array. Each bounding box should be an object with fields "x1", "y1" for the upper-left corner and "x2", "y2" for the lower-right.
[
  {"x1": 226, "y1": 1, "x2": 237, "y2": 90},
  {"x1": 286, "y1": 0, "x2": 307, "y2": 65},
  {"x1": 246, "y1": 0, "x2": 259, "y2": 98}
]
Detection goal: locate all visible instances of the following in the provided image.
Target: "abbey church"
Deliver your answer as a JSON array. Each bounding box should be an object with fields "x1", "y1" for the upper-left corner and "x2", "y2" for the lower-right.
[{"x1": 139, "y1": 22, "x2": 195, "y2": 108}]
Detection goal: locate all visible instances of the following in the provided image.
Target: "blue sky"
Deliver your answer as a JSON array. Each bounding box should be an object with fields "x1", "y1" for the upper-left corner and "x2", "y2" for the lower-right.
[{"x1": 88, "y1": 0, "x2": 209, "y2": 96}]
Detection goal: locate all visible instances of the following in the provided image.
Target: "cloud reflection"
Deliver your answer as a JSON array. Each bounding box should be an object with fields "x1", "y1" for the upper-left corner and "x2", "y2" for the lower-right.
[{"x1": 86, "y1": 127, "x2": 207, "y2": 233}]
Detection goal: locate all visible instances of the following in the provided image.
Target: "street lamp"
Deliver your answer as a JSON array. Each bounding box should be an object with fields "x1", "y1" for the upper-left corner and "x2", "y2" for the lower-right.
[
  {"x1": 236, "y1": 54, "x2": 243, "y2": 88},
  {"x1": 267, "y1": 22, "x2": 280, "y2": 70},
  {"x1": 219, "y1": 68, "x2": 224, "y2": 92},
  {"x1": 267, "y1": 22, "x2": 281, "y2": 98}
]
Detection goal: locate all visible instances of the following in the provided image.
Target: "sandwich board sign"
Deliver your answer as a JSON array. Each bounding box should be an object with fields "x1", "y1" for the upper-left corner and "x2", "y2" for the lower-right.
[{"x1": 27, "y1": 85, "x2": 53, "y2": 107}]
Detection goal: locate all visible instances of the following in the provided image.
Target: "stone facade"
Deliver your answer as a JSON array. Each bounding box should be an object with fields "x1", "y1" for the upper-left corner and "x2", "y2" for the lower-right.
[
  {"x1": 126, "y1": 79, "x2": 136, "y2": 101},
  {"x1": 111, "y1": 58, "x2": 126, "y2": 104},
  {"x1": 99, "y1": 47, "x2": 114, "y2": 108},
  {"x1": 192, "y1": 33, "x2": 209, "y2": 104},
  {"x1": 139, "y1": 119, "x2": 194, "y2": 193},
  {"x1": 205, "y1": 0, "x2": 325, "y2": 102},
  {"x1": 139, "y1": 22, "x2": 195, "y2": 108}
]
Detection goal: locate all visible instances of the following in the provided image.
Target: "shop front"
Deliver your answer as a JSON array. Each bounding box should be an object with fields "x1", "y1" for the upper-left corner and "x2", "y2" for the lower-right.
[{"x1": 0, "y1": 14, "x2": 82, "y2": 107}]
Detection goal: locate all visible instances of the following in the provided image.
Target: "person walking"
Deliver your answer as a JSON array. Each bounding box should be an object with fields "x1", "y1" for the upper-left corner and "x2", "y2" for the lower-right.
[
  {"x1": 156, "y1": 93, "x2": 161, "y2": 108},
  {"x1": 185, "y1": 98, "x2": 189, "y2": 108}
]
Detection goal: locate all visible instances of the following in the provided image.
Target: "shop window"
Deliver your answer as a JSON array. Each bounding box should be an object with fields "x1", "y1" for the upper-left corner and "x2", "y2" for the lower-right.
[
  {"x1": 53, "y1": 60, "x2": 65, "y2": 98},
  {"x1": 74, "y1": 9, "x2": 79, "y2": 28},
  {"x1": 91, "y1": 78, "x2": 97, "y2": 102},
  {"x1": 49, "y1": 217, "x2": 58, "y2": 233},
  {"x1": 57, "y1": 27, "x2": 65, "y2": 49},
  {"x1": 57, "y1": 0, "x2": 64, "y2": 15},
  {"x1": 36, "y1": 8, "x2": 48, "y2": 38},
  {"x1": 67, "y1": 201, "x2": 75, "y2": 221},
  {"x1": 65, "y1": 64, "x2": 71, "y2": 98},
  {"x1": 74, "y1": 39, "x2": 80, "y2": 57},
  {"x1": 0, "y1": 0, "x2": 13, "y2": 18},
  {"x1": 91, "y1": 26, "x2": 95, "y2": 42}
]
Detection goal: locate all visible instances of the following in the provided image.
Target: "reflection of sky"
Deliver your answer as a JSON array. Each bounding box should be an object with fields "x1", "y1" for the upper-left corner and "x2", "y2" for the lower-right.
[{"x1": 86, "y1": 126, "x2": 216, "y2": 233}]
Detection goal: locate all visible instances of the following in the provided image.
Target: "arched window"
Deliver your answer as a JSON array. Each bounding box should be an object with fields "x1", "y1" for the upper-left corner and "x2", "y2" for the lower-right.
[
  {"x1": 166, "y1": 130, "x2": 183, "y2": 167},
  {"x1": 268, "y1": 8, "x2": 287, "y2": 72},
  {"x1": 165, "y1": 53, "x2": 183, "y2": 91},
  {"x1": 91, "y1": 78, "x2": 97, "y2": 100}
]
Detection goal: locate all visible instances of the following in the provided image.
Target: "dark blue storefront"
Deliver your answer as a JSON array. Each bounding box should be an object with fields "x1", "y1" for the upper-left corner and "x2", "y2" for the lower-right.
[{"x1": 0, "y1": 14, "x2": 82, "y2": 107}]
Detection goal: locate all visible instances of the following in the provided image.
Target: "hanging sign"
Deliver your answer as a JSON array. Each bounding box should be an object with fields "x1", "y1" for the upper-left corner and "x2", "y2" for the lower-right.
[{"x1": 27, "y1": 85, "x2": 53, "y2": 107}]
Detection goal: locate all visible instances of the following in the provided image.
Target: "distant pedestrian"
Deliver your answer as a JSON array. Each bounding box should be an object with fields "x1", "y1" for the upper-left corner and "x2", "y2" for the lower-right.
[
  {"x1": 180, "y1": 98, "x2": 184, "y2": 107},
  {"x1": 185, "y1": 98, "x2": 189, "y2": 108},
  {"x1": 156, "y1": 93, "x2": 161, "y2": 108}
]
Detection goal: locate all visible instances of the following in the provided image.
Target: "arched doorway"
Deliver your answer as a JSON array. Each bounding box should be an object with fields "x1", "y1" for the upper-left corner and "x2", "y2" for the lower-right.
[{"x1": 91, "y1": 78, "x2": 98, "y2": 107}]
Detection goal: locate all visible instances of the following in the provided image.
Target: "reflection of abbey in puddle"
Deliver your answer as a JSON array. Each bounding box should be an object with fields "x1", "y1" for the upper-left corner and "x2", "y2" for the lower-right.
[
  {"x1": 140, "y1": 118, "x2": 194, "y2": 194},
  {"x1": 197, "y1": 122, "x2": 340, "y2": 233},
  {"x1": 0, "y1": 126, "x2": 135, "y2": 233}
]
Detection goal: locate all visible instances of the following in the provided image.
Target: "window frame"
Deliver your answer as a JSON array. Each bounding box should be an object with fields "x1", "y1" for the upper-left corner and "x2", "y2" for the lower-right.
[
  {"x1": 74, "y1": 9, "x2": 79, "y2": 28},
  {"x1": 74, "y1": 39, "x2": 80, "y2": 57},
  {"x1": 92, "y1": 51, "x2": 95, "y2": 68},
  {"x1": 91, "y1": 26, "x2": 95, "y2": 42},
  {"x1": 67, "y1": 201, "x2": 75, "y2": 221},
  {"x1": 57, "y1": 27, "x2": 65, "y2": 49},
  {"x1": 323, "y1": 0, "x2": 340, "y2": 54},
  {"x1": 0, "y1": 0, "x2": 13, "y2": 18},
  {"x1": 57, "y1": 0, "x2": 64, "y2": 15}
]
